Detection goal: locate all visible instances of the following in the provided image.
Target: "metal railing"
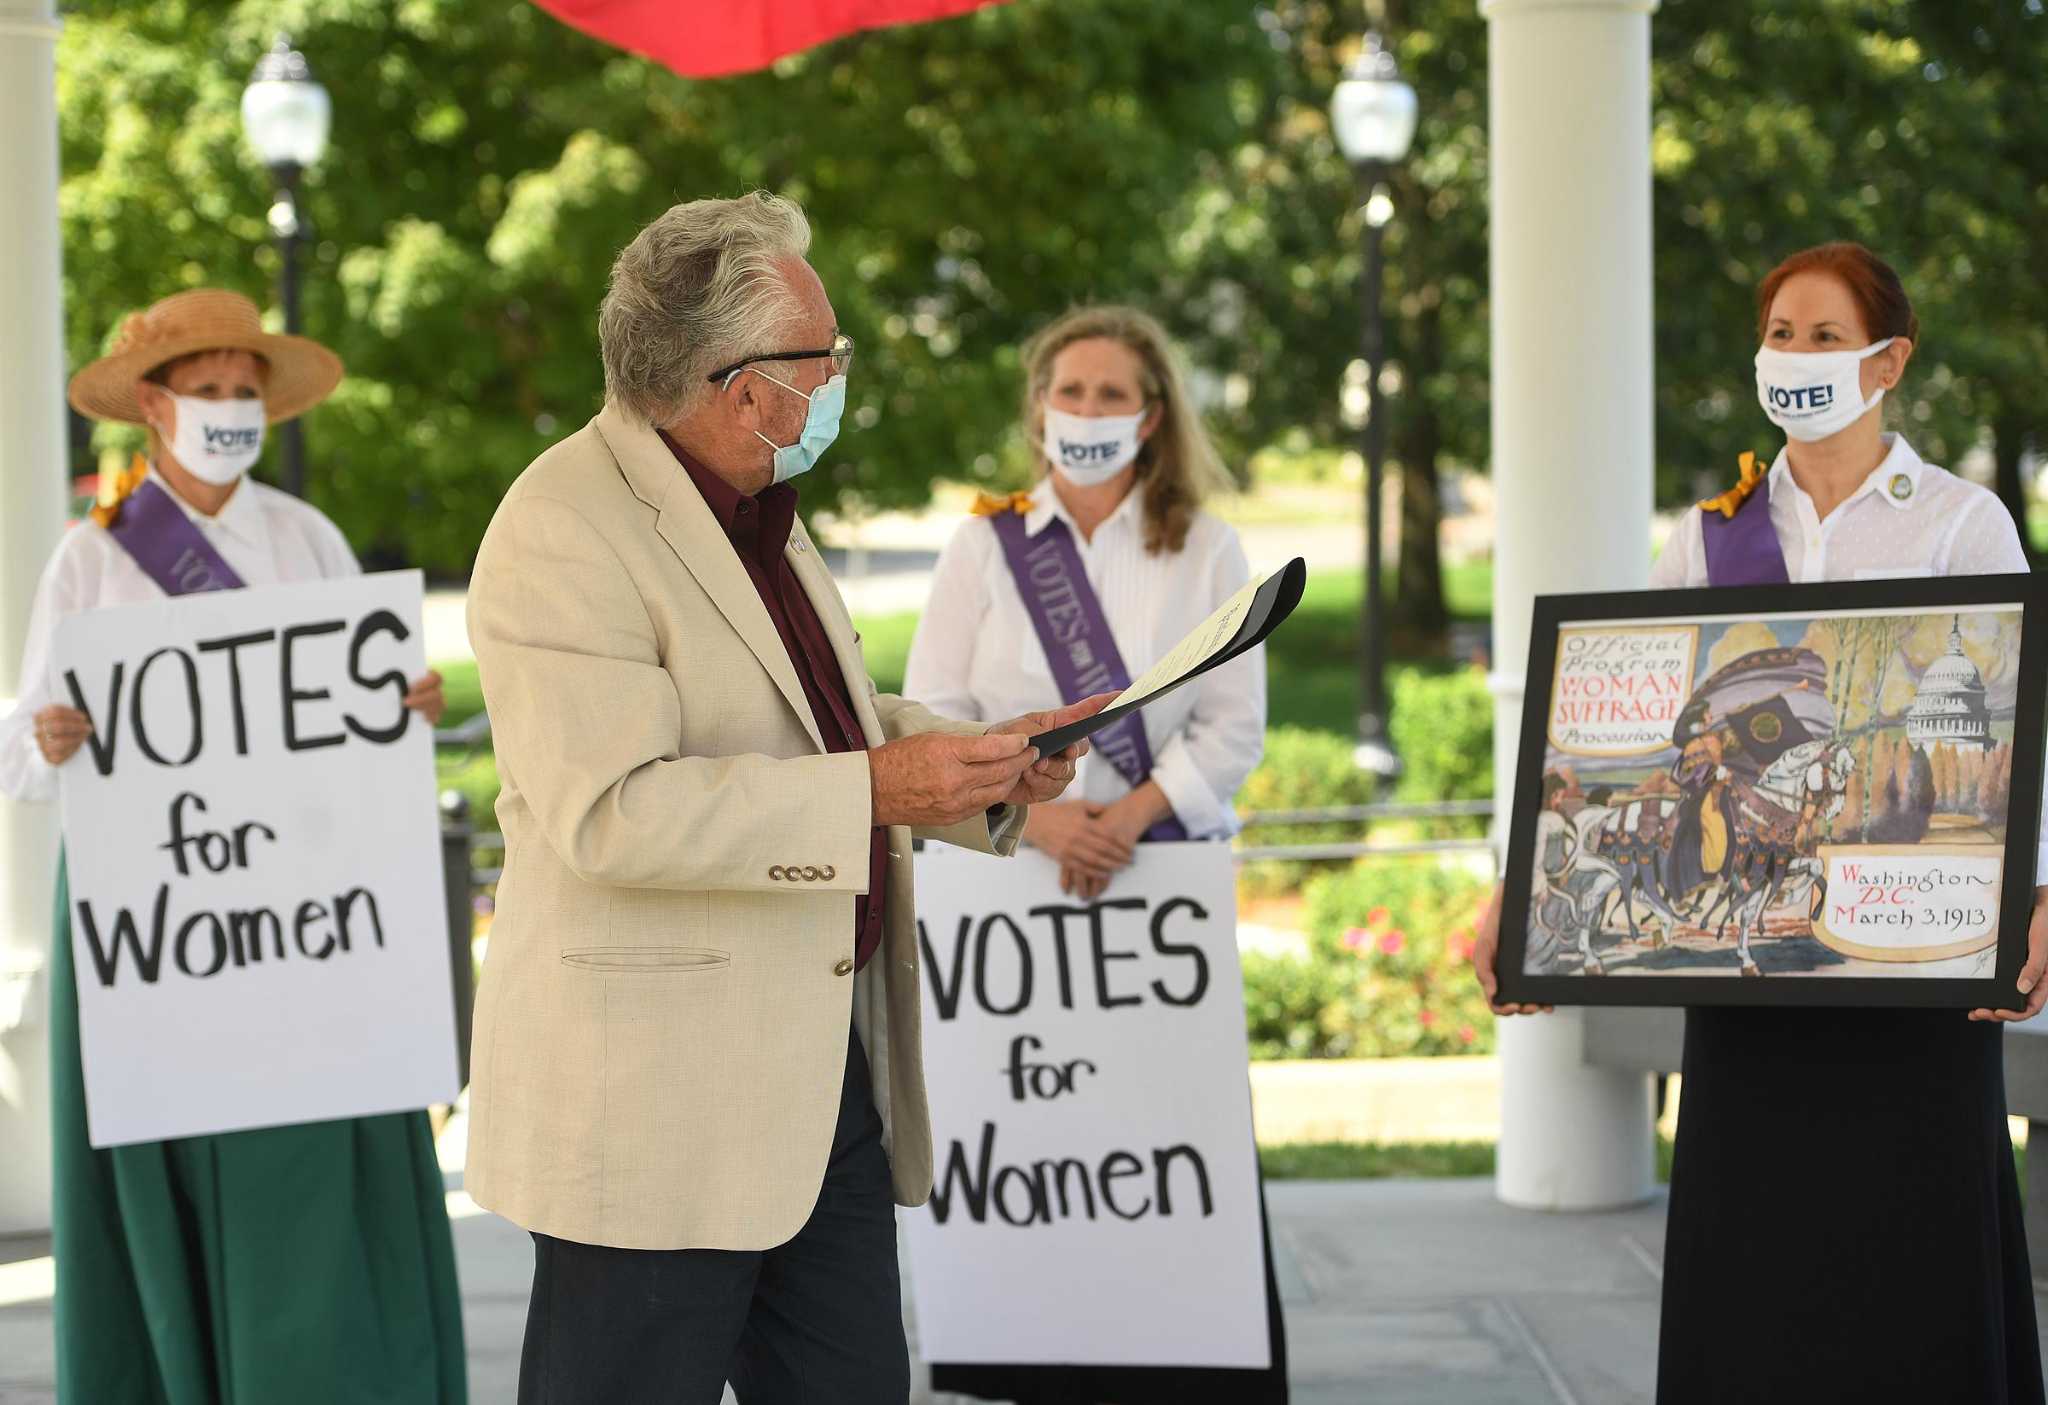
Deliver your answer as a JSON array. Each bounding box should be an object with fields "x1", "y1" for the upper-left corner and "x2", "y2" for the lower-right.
[{"x1": 1232, "y1": 798, "x2": 1495, "y2": 864}]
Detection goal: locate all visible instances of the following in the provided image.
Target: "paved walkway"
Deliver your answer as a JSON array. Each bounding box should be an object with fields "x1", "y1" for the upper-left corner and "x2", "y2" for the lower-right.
[
  {"x1": 7, "y1": 1174, "x2": 2047, "y2": 1402},
  {"x1": 453, "y1": 1177, "x2": 1682, "y2": 1404}
]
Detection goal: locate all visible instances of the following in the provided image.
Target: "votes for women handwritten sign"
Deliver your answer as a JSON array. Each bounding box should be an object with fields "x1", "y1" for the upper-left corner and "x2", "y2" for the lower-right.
[
  {"x1": 54, "y1": 572, "x2": 458, "y2": 1147},
  {"x1": 905, "y1": 844, "x2": 1268, "y2": 1369}
]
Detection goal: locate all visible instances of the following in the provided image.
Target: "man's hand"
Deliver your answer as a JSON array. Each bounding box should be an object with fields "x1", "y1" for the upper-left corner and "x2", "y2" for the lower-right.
[
  {"x1": 870, "y1": 731, "x2": 1038, "y2": 828},
  {"x1": 1472, "y1": 881, "x2": 1553, "y2": 1017},
  {"x1": 405, "y1": 671, "x2": 447, "y2": 726},
  {"x1": 1025, "y1": 802, "x2": 1134, "y2": 897},
  {"x1": 32, "y1": 705, "x2": 91, "y2": 768},
  {"x1": 1971, "y1": 886, "x2": 2048, "y2": 1023},
  {"x1": 988, "y1": 693, "x2": 1114, "y2": 807}
]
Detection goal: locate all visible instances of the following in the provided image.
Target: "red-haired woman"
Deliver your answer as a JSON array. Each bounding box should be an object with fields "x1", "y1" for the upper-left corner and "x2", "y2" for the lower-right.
[{"x1": 1477, "y1": 243, "x2": 2047, "y2": 1402}]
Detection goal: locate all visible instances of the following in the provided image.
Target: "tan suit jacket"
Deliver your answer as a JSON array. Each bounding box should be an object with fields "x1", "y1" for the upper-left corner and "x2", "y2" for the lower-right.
[{"x1": 464, "y1": 402, "x2": 1022, "y2": 1251}]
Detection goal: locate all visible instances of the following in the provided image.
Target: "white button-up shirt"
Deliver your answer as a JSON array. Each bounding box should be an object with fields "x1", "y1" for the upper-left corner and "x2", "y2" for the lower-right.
[
  {"x1": 1652, "y1": 435, "x2": 2025, "y2": 587},
  {"x1": 1, "y1": 468, "x2": 360, "y2": 803},
  {"x1": 905, "y1": 482, "x2": 1267, "y2": 838},
  {"x1": 1652, "y1": 434, "x2": 2046, "y2": 883}
]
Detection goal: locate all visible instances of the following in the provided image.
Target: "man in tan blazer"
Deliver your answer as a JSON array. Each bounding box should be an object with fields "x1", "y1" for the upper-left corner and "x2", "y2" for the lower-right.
[{"x1": 466, "y1": 193, "x2": 1102, "y2": 1404}]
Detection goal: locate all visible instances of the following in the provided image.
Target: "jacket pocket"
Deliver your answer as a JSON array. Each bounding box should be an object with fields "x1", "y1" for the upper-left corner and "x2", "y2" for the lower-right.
[{"x1": 560, "y1": 946, "x2": 731, "y2": 972}]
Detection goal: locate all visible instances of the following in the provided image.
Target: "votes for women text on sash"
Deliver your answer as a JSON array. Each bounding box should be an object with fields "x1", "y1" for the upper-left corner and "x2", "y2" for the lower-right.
[
  {"x1": 905, "y1": 843, "x2": 1269, "y2": 1368},
  {"x1": 54, "y1": 572, "x2": 458, "y2": 1147}
]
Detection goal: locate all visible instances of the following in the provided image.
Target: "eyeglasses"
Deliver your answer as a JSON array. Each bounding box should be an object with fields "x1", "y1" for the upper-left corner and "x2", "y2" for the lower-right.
[{"x1": 708, "y1": 333, "x2": 855, "y2": 387}]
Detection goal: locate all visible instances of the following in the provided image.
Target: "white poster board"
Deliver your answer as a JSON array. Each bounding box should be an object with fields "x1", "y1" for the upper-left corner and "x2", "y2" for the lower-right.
[
  {"x1": 55, "y1": 572, "x2": 458, "y2": 1147},
  {"x1": 905, "y1": 843, "x2": 1268, "y2": 1369}
]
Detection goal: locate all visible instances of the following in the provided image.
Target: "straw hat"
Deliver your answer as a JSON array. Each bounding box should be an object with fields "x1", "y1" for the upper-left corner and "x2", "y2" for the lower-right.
[{"x1": 68, "y1": 288, "x2": 343, "y2": 426}]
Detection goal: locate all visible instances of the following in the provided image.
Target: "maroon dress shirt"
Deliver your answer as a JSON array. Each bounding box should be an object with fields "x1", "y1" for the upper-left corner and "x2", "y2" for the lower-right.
[{"x1": 664, "y1": 435, "x2": 888, "y2": 971}]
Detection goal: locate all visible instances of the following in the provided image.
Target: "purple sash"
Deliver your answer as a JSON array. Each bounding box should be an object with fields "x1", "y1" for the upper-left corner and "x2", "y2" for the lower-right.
[
  {"x1": 1700, "y1": 470, "x2": 1790, "y2": 587},
  {"x1": 103, "y1": 478, "x2": 246, "y2": 595},
  {"x1": 989, "y1": 510, "x2": 1187, "y2": 841}
]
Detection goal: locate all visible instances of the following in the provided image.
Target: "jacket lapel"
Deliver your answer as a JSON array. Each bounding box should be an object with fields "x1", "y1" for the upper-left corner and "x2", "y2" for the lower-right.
[
  {"x1": 594, "y1": 403, "x2": 826, "y2": 753},
  {"x1": 786, "y1": 517, "x2": 886, "y2": 748}
]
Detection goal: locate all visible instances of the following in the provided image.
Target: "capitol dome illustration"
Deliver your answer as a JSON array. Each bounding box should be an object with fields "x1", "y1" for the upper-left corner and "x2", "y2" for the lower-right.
[{"x1": 1906, "y1": 617, "x2": 1993, "y2": 750}]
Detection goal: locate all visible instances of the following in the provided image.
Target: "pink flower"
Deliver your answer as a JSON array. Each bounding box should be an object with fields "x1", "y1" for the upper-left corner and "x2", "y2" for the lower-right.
[
  {"x1": 1377, "y1": 930, "x2": 1406, "y2": 956},
  {"x1": 1419, "y1": 1009, "x2": 1438, "y2": 1028},
  {"x1": 1343, "y1": 927, "x2": 1369, "y2": 951},
  {"x1": 1448, "y1": 930, "x2": 1475, "y2": 961},
  {"x1": 1366, "y1": 906, "x2": 1392, "y2": 929},
  {"x1": 1458, "y1": 1025, "x2": 1477, "y2": 1045}
]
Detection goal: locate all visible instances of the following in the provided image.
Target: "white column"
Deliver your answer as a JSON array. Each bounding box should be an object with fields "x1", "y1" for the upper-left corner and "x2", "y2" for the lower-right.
[
  {"x1": 1483, "y1": 0, "x2": 1659, "y2": 1211},
  {"x1": 0, "y1": 0, "x2": 66, "y2": 1234}
]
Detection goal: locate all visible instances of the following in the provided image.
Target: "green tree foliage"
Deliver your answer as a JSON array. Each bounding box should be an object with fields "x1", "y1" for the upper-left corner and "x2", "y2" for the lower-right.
[
  {"x1": 1177, "y1": 0, "x2": 1490, "y2": 642},
  {"x1": 1647, "y1": 0, "x2": 2048, "y2": 518},
  {"x1": 56, "y1": 0, "x2": 1284, "y2": 570},
  {"x1": 1221, "y1": 0, "x2": 2047, "y2": 615},
  {"x1": 55, "y1": 0, "x2": 2047, "y2": 585}
]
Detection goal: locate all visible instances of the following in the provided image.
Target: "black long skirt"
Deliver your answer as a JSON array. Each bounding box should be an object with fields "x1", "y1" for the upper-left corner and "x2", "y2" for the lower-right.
[
  {"x1": 1658, "y1": 1007, "x2": 2043, "y2": 1402},
  {"x1": 927, "y1": 1175, "x2": 1288, "y2": 1404}
]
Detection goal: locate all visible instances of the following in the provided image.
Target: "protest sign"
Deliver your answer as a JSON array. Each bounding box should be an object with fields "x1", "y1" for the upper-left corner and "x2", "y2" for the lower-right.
[
  {"x1": 55, "y1": 571, "x2": 457, "y2": 1146},
  {"x1": 906, "y1": 843, "x2": 1268, "y2": 1368}
]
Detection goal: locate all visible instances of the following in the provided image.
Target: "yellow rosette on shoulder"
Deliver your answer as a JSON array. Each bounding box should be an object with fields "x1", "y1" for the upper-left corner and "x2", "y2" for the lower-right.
[
  {"x1": 969, "y1": 489, "x2": 1036, "y2": 518},
  {"x1": 1697, "y1": 451, "x2": 1768, "y2": 520}
]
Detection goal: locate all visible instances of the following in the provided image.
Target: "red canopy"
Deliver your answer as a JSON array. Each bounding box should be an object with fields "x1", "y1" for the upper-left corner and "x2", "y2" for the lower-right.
[{"x1": 532, "y1": 0, "x2": 1008, "y2": 78}]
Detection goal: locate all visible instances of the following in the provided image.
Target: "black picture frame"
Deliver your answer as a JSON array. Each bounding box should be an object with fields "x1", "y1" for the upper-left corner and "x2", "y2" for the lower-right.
[{"x1": 1495, "y1": 573, "x2": 2047, "y2": 1010}]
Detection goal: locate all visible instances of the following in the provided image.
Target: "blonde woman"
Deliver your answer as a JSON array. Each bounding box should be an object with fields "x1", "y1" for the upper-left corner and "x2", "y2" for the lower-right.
[
  {"x1": 1, "y1": 290, "x2": 464, "y2": 1403},
  {"x1": 907, "y1": 305, "x2": 1267, "y2": 895},
  {"x1": 906, "y1": 305, "x2": 1283, "y2": 1403}
]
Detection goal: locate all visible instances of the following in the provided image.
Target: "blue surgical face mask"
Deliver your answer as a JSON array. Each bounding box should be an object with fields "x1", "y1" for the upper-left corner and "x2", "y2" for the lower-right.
[{"x1": 752, "y1": 370, "x2": 845, "y2": 483}]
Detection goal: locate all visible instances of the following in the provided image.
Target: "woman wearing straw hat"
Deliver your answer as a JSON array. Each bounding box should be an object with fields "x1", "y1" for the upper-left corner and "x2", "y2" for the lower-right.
[{"x1": 0, "y1": 289, "x2": 467, "y2": 1403}]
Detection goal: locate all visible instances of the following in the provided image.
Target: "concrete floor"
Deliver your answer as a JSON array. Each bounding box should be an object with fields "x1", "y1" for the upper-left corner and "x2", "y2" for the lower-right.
[
  {"x1": 428, "y1": 1178, "x2": 1678, "y2": 1404},
  {"x1": 0, "y1": 1177, "x2": 1666, "y2": 1405},
  {"x1": 9, "y1": 1173, "x2": 2048, "y2": 1402}
]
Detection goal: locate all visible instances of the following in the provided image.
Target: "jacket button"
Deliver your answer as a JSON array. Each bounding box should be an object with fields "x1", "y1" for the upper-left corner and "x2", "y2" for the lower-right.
[
  {"x1": 768, "y1": 866, "x2": 784, "y2": 881},
  {"x1": 833, "y1": 958, "x2": 854, "y2": 977}
]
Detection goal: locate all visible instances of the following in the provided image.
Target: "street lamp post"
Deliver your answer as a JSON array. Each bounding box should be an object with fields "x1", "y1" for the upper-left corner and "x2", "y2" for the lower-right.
[
  {"x1": 239, "y1": 35, "x2": 330, "y2": 499},
  {"x1": 1331, "y1": 31, "x2": 1416, "y2": 780}
]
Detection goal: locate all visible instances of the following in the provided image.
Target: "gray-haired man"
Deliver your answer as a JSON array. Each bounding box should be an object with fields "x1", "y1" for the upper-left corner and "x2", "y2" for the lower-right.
[{"x1": 465, "y1": 192, "x2": 1105, "y2": 1402}]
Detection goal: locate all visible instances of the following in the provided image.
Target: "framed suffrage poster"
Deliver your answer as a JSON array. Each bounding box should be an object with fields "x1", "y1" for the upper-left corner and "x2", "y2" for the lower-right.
[
  {"x1": 905, "y1": 843, "x2": 1269, "y2": 1370},
  {"x1": 54, "y1": 571, "x2": 459, "y2": 1146},
  {"x1": 1496, "y1": 574, "x2": 2047, "y2": 1009}
]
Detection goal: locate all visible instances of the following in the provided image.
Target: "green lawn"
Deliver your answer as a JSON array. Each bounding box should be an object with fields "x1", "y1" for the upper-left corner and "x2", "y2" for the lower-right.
[
  {"x1": 1259, "y1": 1140, "x2": 2026, "y2": 1187},
  {"x1": 442, "y1": 657, "x2": 485, "y2": 725},
  {"x1": 1258, "y1": 1138, "x2": 1679, "y2": 1182}
]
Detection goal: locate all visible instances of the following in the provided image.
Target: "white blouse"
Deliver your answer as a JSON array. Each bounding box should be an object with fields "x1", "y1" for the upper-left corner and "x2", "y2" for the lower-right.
[
  {"x1": 905, "y1": 482, "x2": 1267, "y2": 838},
  {"x1": 1653, "y1": 436, "x2": 2026, "y2": 588},
  {"x1": 1, "y1": 468, "x2": 360, "y2": 804},
  {"x1": 1652, "y1": 434, "x2": 2047, "y2": 884}
]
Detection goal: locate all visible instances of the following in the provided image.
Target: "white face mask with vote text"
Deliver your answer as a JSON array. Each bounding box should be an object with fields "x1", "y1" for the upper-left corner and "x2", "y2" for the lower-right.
[
  {"x1": 1753, "y1": 338, "x2": 1893, "y2": 443},
  {"x1": 163, "y1": 393, "x2": 267, "y2": 484},
  {"x1": 1042, "y1": 405, "x2": 1146, "y2": 486}
]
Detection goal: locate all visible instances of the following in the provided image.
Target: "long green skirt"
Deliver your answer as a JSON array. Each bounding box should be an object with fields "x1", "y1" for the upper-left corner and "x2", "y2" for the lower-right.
[{"x1": 49, "y1": 858, "x2": 467, "y2": 1403}]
